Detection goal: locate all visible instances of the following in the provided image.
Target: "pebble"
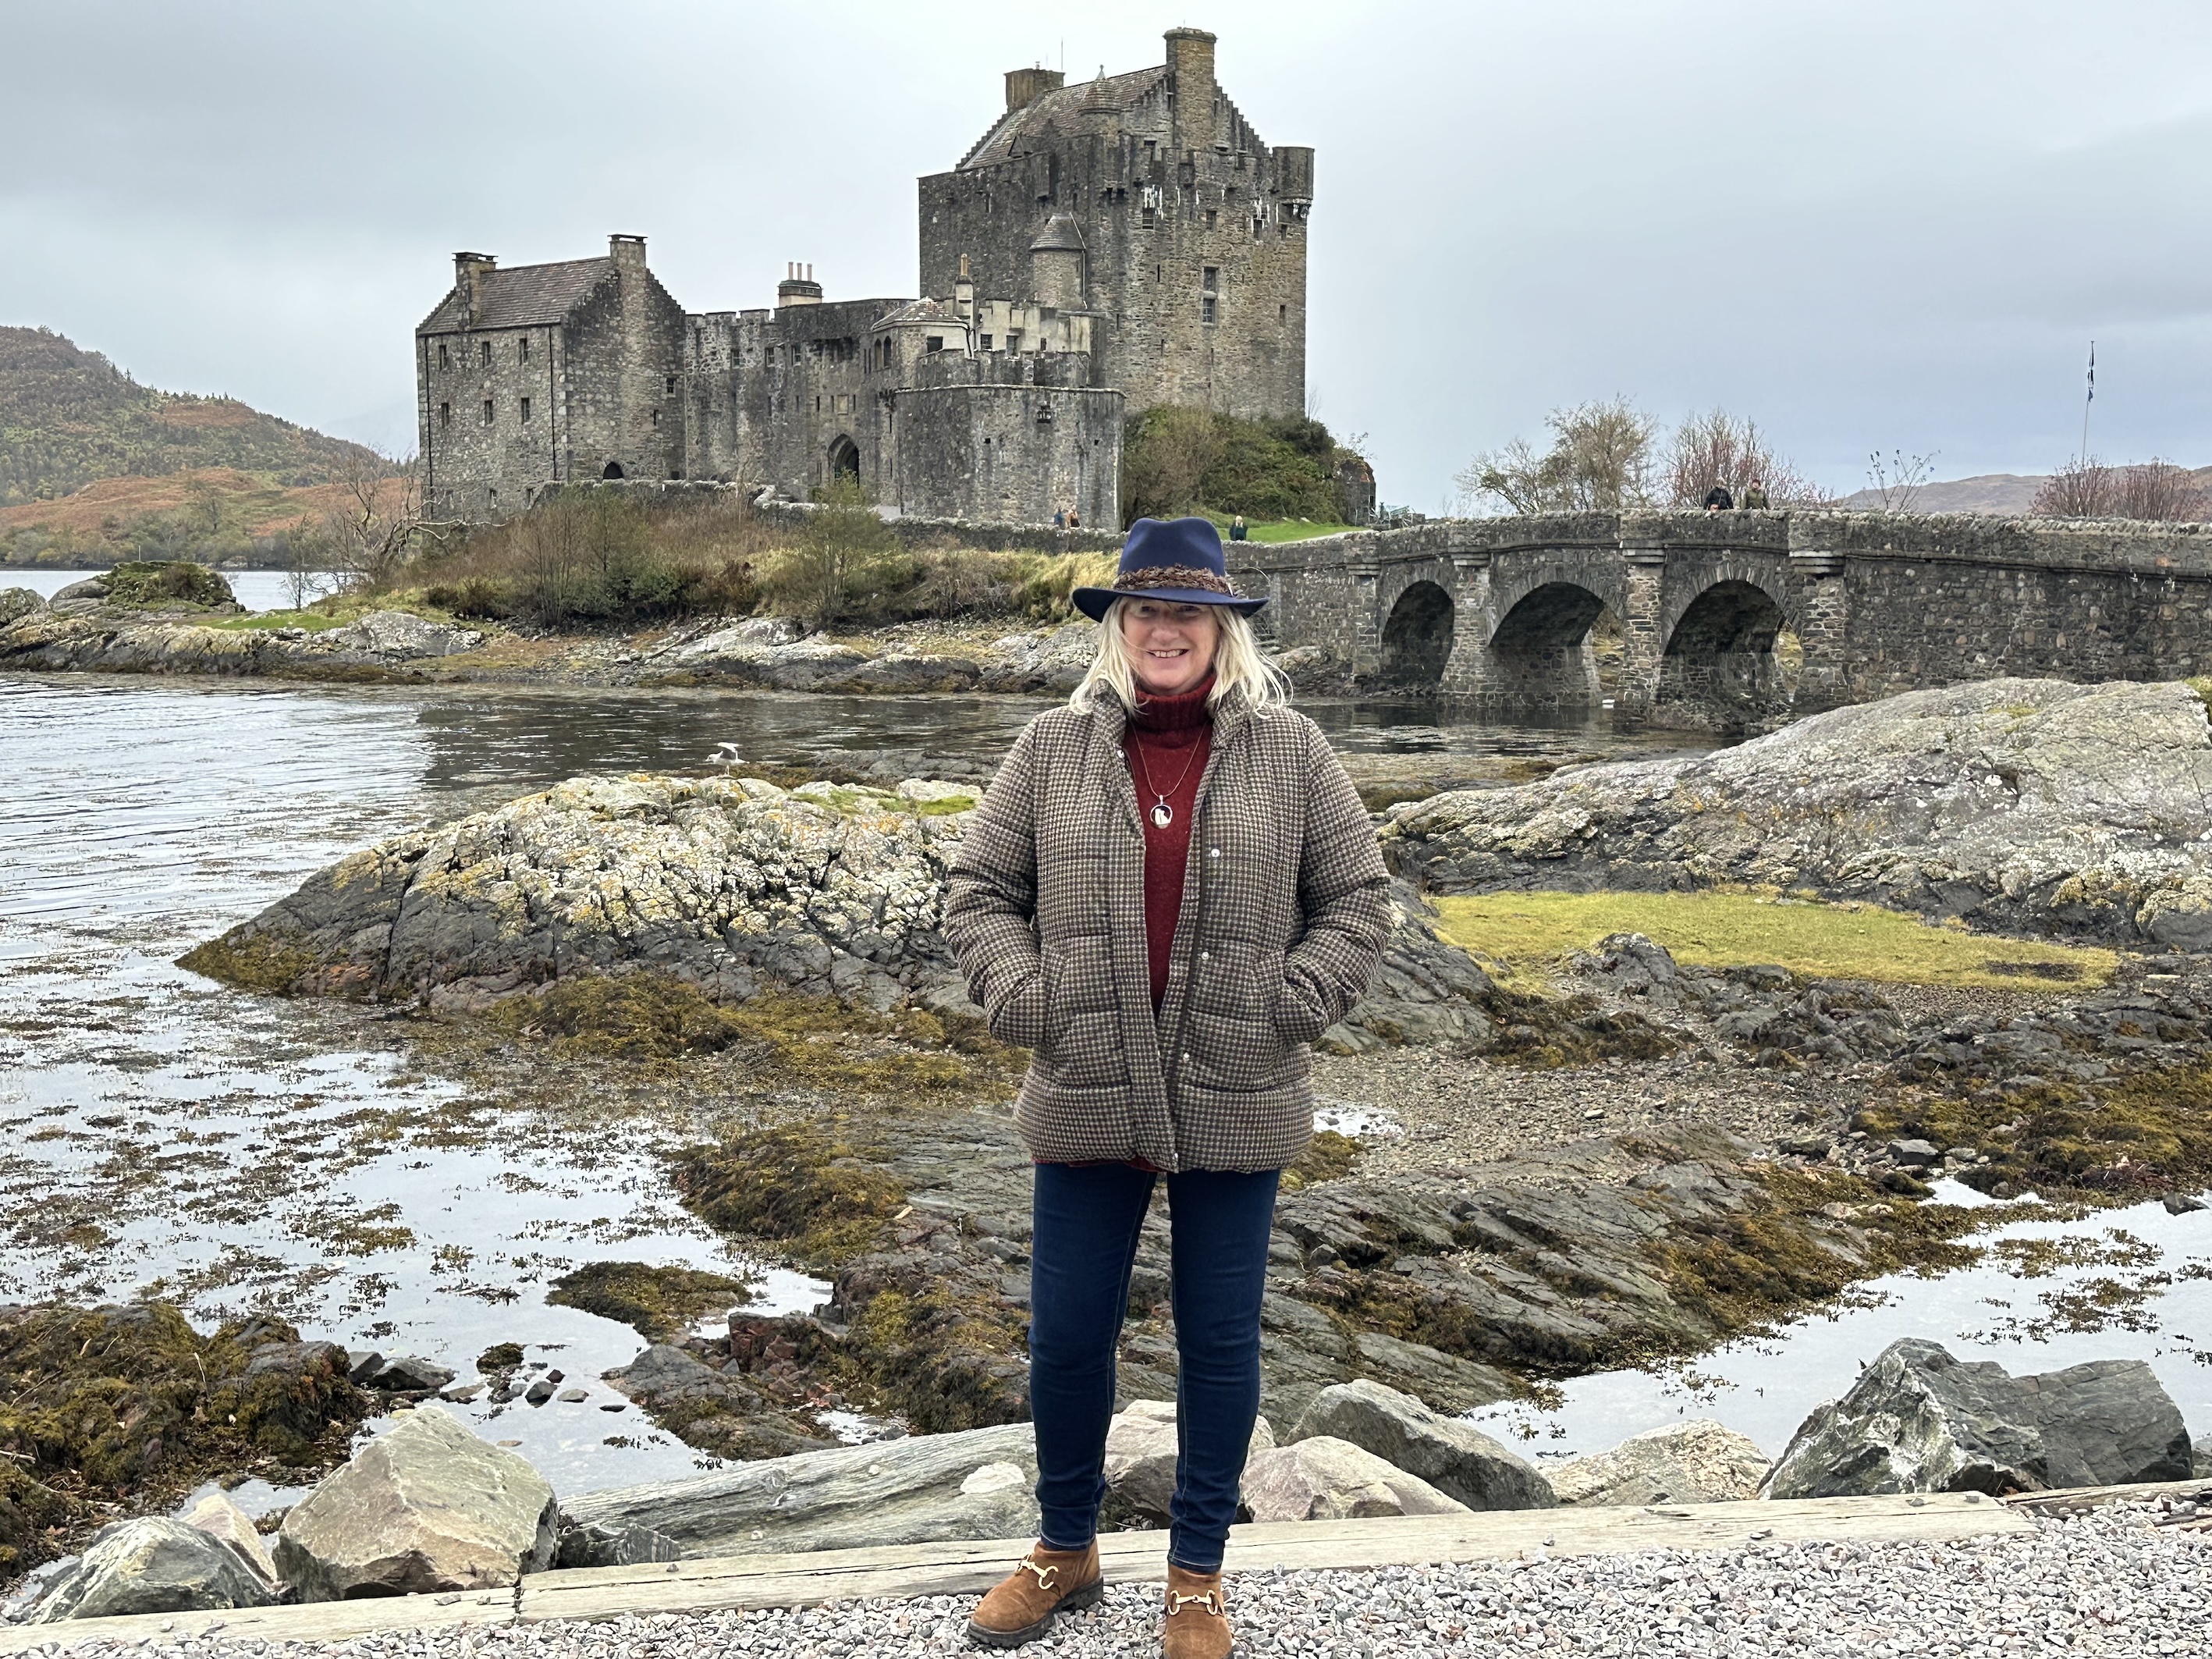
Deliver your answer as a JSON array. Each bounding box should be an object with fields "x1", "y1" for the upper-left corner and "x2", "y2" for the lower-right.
[{"x1": 17, "y1": 1503, "x2": 2205, "y2": 1657}]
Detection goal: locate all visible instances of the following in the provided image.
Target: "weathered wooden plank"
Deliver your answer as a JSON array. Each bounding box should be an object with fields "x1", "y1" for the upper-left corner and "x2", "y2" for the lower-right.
[
  {"x1": 515, "y1": 1493, "x2": 2031, "y2": 1624},
  {"x1": 2004, "y1": 1476, "x2": 2212, "y2": 1515},
  {"x1": 0, "y1": 1586, "x2": 514, "y2": 1654}
]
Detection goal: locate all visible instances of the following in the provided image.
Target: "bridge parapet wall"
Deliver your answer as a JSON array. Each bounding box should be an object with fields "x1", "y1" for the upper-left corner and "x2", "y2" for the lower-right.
[{"x1": 1230, "y1": 510, "x2": 2212, "y2": 729}]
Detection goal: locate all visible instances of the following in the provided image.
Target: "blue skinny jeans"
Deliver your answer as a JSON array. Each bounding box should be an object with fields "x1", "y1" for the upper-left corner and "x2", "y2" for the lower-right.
[{"x1": 1028, "y1": 1160, "x2": 1280, "y2": 1572}]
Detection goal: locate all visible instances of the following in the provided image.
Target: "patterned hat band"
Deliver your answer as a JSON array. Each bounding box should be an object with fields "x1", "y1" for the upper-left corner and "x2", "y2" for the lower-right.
[{"x1": 1113, "y1": 565, "x2": 1237, "y2": 596}]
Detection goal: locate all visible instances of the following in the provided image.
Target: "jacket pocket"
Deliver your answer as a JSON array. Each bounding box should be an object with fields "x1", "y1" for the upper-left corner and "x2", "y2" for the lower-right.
[{"x1": 1270, "y1": 955, "x2": 1330, "y2": 1046}]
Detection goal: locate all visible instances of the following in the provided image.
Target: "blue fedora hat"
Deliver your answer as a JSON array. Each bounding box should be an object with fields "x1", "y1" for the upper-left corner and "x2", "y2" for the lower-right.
[{"x1": 1071, "y1": 517, "x2": 1266, "y2": 622}]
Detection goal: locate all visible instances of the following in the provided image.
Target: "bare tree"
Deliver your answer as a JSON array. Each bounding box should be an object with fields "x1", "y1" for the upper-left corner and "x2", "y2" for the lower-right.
[
  {"x1": 1863, "y1": 449, "x2": 1937, "y2": 513},
  {"x1": 279, "y1": 521, "x2": 330, "y2": 612},
  {"x1": 327, "y1": 453, "x2": 422, "y2": 591},
  {"x1": 1661, "y1": 410, "x2": 1829, "y2": 507},
  {"x1": 2033, "y1": 456, "x2": 2209, "y2": 521},
  {"x1": 1457, "y1": 397, "x2": 1657, "y2": 514}
]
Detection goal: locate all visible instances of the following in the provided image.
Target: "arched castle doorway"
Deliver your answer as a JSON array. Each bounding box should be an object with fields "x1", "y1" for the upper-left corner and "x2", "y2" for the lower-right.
[
  {"x1": 602, "y1": 462, "x2": 625, "y2": 479},
  {"x1": 827, "y1": 435, "x2": 860, "y2": 481}
]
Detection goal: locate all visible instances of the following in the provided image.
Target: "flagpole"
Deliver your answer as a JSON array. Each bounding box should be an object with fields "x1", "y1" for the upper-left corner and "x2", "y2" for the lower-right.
[{"x1": 2079, "y1": 341, "x2": 2095, "y2": 467}]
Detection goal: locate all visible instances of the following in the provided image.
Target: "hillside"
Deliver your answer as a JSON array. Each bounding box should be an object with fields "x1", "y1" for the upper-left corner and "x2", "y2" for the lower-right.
[
  {"x1": 0, "y1": 326, "x2": 383, "y2": 507},
  {"x1": 1834, "y1": 466, "x2": 2212, "y2": 517}
]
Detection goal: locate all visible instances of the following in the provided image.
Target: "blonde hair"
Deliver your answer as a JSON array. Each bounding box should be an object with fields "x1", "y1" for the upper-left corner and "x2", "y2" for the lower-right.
[{"x1": 1072, "y1": 597, "x2": 1292, "y2": 715}]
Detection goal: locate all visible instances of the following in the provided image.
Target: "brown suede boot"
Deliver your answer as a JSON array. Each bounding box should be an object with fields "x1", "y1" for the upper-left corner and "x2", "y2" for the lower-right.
[
  {"x1": 1162, "y1": 1563, "x2": 1234, "y2": 1659},
  {"x1": 966, "y1": 1540, "x2": 1102, "y2": 1647}
]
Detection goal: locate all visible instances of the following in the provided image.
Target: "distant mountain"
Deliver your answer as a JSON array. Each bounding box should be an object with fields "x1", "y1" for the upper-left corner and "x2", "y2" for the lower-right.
[
  {"x1": 0, "y1": 325, "x2": 383, "y2": 507},
  {"x1": 1833, "y1": 473, "x2": 2047, "y2": 516}
]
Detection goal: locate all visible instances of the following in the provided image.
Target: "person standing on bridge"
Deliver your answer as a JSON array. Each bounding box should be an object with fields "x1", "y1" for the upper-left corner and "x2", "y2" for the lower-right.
[
  {"x1": 1740, "y1": 478, "x2": 1771, "y2": 510},
  {"x1": 945, "y1": 516, "x2": 1390, "y2": 1659},
  {"x1": 1703, "y1": 483, "x2": 1734, "y2": 512}
]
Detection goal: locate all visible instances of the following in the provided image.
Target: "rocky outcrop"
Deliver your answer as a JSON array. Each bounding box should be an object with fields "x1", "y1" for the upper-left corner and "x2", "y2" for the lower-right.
[
  {"x1": 0, "y1": 606, "x2": 479, "y2": 680},
  {"x1": 559, "y1": 1421, "x2": 1040, "y2": 1557},
  {"x1": 272, "y1": 1405, "x2": 557, "y2": 1600},
  {"x1": 602, "y1": 1343, "x2": 826, "y2": 1460},
  {"x1": 1287, "y1": 1379, "x2": 1554, "y2": 1511},
  {"x1": 1240, "y1": 1437, "x2": 1470, "y2": 1522},
  {"x1": 1546, "y1": 1420, "x2": 1771, "y2": 1507},
  {"x1": 1102, "y1": 1400, "x2": 1275, "y2": 1527},
  {"x1": 1763, "y1": 1338, "x2": 2195, "y2": 1498},
  {"x1": 1386, "y1": 677, "x2": 2212, "y2": 947},
  {"x1": 0, "y1": 588, "x2": 44, "y2": 627},
  {"x1": 180, "y1": 774, "x2": 973, "y2": 1011},
  {"x1": 20, "y1": 1518, "x2": 274, "y2": 1622}
]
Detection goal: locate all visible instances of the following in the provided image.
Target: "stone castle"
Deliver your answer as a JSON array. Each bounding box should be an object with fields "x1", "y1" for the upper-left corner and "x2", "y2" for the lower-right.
[{"x1": 414, "y1": 27, "x2": 1312, "y2": 529}]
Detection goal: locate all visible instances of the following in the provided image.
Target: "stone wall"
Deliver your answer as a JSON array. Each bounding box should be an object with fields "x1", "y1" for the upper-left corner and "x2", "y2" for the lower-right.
[
  {"x1": 1229, "y1": 510, "x2": 2212, "y2": 728},
  {"x1": 570, "y1": 478, "x2": 1124, "y2": 555}
]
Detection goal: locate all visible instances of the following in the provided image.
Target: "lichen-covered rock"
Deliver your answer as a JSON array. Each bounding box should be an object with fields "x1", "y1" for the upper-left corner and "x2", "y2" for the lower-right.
[
  {"x1": 23, "y1": 1518, "x2": 275, "y2": 1622},
  {"x1": 665, "y1": 631, "x2": 875, "y2": 690},
  {"x1": 1287, "y1": 1378, "x2": 1554, "y2": 1511},
  {"x1": 1546, "y1": 1419, "x2": 1770, "y2": 1507},
  {"x1": 332, "y1": 610, "x2": 482, "y2": 659},
  {"x1": 0, "y1": 588, "x2": 45, "y2": 627},
  {"x1": 1240, "y1": 1436, "x2": 1471, "y2": 1522},
  {"x1": 273, "y1": 1405, "x2": 556, "y2": 1600},
  {"x1": 1387, "y1": 677, "x2": 2212, "y2": 945},
  {"x1": 977, "y1": 621, "x2": 1095, "y2": 693},
  {"x1": 179, "y1": 773, "x2": 974, "y2": 1007},
  {"x1": 1764, "y1": 1338, "x2": 2193, "y2": 1498}
]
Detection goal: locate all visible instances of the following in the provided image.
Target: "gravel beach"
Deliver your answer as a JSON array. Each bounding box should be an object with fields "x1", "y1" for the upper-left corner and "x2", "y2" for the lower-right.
[{"x1": 23, "y1": 1503, "x2": 2205, "y2": 1658}]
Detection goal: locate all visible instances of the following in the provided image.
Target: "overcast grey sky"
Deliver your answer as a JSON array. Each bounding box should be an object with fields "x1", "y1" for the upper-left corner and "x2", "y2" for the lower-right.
[{"x1": 6, "y1": 0, "x2": 2211, "y2": 509}]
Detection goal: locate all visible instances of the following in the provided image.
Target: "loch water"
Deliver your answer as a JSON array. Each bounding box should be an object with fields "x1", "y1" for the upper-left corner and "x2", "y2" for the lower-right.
[{"x1": 1, "y1": 671, "x2": 2205, "y2": 1499}]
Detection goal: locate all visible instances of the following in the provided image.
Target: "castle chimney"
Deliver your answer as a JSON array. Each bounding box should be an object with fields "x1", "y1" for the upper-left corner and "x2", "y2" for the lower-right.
[
  {"x1": 777, "y1": 261, "x2": 823, "y2": 307},
  {"x1": 954, "y1": 254, "x2": 975, "y2": 323},
  {"x1": 1004, "y1": 65, "x2": 1065, "y2": 112},
  {"x1": 453, "y1": 252, "x2": 497, "y2": 326},
  {"x1": 609, "y1": 234, "x2": 648, "y2": 284}
]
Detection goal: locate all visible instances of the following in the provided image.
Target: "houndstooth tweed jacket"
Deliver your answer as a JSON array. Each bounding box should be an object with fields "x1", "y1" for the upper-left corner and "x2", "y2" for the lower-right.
[{"x1": 943, "y1": 687, "x2": 1390, "y2": 1173}]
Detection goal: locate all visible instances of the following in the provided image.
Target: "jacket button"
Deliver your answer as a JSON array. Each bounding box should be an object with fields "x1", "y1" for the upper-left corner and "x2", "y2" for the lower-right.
[
  {"x1": 1208, "y1": 847, "x2": 1221, "y2": 858},
  {"x1": 1199, "y1": 950, "x2": 1211, "y2": 961},
  {"x1": 1181, "y1": 1052, "x2": 1191, "y2": 1064}
]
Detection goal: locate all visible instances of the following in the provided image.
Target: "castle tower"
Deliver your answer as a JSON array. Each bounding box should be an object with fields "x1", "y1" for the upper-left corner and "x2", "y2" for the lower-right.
[{"x1": 918, "y1": 25, "x2": 1311, "y2": 421}]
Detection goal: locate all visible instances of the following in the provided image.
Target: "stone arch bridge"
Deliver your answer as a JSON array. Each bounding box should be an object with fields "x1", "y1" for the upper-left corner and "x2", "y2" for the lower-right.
[{"x1": 1227, "y1": 510, "x2": 2212, "y2": 727}]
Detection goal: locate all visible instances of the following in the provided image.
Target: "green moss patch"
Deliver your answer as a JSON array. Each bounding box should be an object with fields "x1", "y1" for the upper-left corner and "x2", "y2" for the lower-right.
[
  {"x1": 1280, "y1": 1128, "x2": 1362, "y2": 1192},
  {"x1": 829, "y1": 1284, "x2": 1031, "y2": 1434},
  {"x1": 1434, "y1": 890, "x2": 2115, "y2": 993},
  {"x1": 175, "y1": 932, "x2": 330, "y2": 996},
  {"x1": 546, "y1": 1261, "x2": 755, "y2": 1343}
]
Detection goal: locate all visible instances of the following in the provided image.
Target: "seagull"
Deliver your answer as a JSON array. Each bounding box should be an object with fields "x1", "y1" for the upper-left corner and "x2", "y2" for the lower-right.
[{"x1": 709, "y1": 741, "x2": 744, "y2": 767}]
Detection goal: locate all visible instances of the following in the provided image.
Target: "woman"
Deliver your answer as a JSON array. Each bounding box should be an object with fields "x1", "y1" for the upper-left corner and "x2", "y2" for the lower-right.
[{"x1": 943, "y1": 516, "x2": 1390, "y2": 1657}]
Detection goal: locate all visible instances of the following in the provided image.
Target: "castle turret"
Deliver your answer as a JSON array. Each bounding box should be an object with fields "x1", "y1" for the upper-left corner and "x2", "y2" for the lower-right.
[
  {"x1": 1003, "y1": 66, "x2": 1063, "y2": 111},
  {"x1": 954, "y1": 254, "x2": 975, "y2": 324},
  {"x1": 453, "y1": 252, "x2": 496, "y2": 325},
  {"x1": 1028, "y1": 213, "x2": 1085, "y2": 311},
  {"x1": 1166, "y1": 27, "x2": 1216, "y2": 152}
]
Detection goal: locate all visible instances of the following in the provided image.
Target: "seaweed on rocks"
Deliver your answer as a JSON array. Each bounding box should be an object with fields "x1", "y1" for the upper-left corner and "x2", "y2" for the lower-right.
[
  {"x1": 545, "y1": 1263, "x2": 758, "y2": 1344},
  {"x1": 0, "y1": 1303, "x2": 368, "y2": 1572}
]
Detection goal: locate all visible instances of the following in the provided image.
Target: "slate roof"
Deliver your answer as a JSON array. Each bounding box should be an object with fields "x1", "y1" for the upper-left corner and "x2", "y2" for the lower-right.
[
  {"x1": 957, "y1": 66, "x2": 1168, "y2": 171},
  {"x1": 877, "y1": 297, "x2": 961, "y2": 327},
  {"x1": 416, "y1": 258, "x2": 616, "y2": 334}
]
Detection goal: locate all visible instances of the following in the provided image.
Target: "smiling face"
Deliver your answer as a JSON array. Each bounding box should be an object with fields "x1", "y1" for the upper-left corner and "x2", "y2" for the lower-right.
[{"x1": 1121, "y1": 599, "x2": 1221, "y2": 698}]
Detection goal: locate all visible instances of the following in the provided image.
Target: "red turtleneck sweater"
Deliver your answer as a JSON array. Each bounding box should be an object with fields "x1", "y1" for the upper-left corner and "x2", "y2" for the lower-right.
[{"x1": 1124, "y1": 673, "x2": 1214, "y2": 1011}]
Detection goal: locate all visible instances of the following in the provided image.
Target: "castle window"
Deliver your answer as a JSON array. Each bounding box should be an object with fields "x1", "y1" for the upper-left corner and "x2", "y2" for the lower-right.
[
  {"x1": 652, "y1": 408, "x2": 661, "y2": 428},
  {"x1": 438, "y1": 402, "x2": 451, "y2": 428},
  {"x1": 520, "y1": 396, "x2": 532, "y2": 422},
  {"x1": 925, "y1": 336, "x2": 943, "y2": 353},
  {"x1": 979, "y1": 334, "x2": 992, "y2": 350},
  {"x1": 1007, "y1": 329, "x2": 1024, "y2": 353},
  {"x1": 479, "y1": 340, "x2": 492, "y2": 368},
  {"x1": 437, "y1": 343, "x2": 450, "y2": 371},
  {"x1": 666, "y1": 376, "x2": 676, "y2": 393},
  {"x1": 1279, "y1": 304, "x2": 1287, "y2": 323},
  {"x1": 519, "y1": 336, "x2": 531, "y2": 363},
  {"x1": 1142, "y1": 206, "x2": 1156, "y2": 227},
  {"x1": 1205, "y1": 209, "x2": 1217, "y2": 229},
  {"x1": 1202, "y1": 297, "x2": 1217, "y2": 323},
  {"x1": 482, "y1": 399, "x2": 494, "y2": 425}
]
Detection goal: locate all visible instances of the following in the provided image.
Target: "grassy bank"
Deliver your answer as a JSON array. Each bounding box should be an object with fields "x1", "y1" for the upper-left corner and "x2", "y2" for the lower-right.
[{"x1": 1433, "y1": 890, "x2": 2117, "y2": 993}]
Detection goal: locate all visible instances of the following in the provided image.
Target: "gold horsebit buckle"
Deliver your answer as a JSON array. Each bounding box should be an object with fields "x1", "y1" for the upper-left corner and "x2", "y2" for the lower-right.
[
  {"x1": 1016, "y1": 1555, "x2": 1061, "y2": 1593},
  {"x1": 1167, "y1": 1588, "x2": 1225, "y2": 1618}
]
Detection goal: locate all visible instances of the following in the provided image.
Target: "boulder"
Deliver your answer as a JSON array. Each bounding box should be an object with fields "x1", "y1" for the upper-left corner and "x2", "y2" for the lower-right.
[
  {"x1": 978, "y1": 623, "x2": 1095, "y2": 693},
  {"x1": 273, "y1": 1405, "x2": 557, "y2": 1600},
  {"x1": 843, "y1": 653, "x2": 982, "y2": 692},
  {"x1": 23, "y1": 1518, "x2": 275, "y2": 1622},
  {"x1": 553, "y1": 1519, "x2": 683, "y2": 1569},
  {"x1": 350, "y1": 1352, "x2": 457, "y2": 1393},
  {"x1": 1385, "y1": 677, "x2": 2212, "y2": 947},
  {"x1": 1240, "y1": 1436, "x2": 1472, "y2": 1523},
  {"x1": 1102, "y1": 1399, "x2": 1275, "y2": 1526},
  {"x1": 1764, "y1": 1338, "x2": 2195, "y2": 1498},
  {"x1": 0, "y1": 588, "x2": 45, "y2": 627},
  {"x1": 669, "y1": 631, "x2": 874, "y2": 690},
  {"x1": 336, "y1": 610, "x2": 482, "y2": 659},
  {"x1": 179, "y1": 1489, "x2": 278, "y2": 1584},
  {"x1": 559, "y1": 1420, "x2": 1040, "y2": 1557},
  {"x1": 1546, "y1": 1420, "x2": 1771, "y2": 1507},
  {"x1": 1287, "y1": 1378, "x2": 1554, "y2": 1511},
  {"x1": 602, "y1": 1342, "x2": 826, "y2": 1459}
]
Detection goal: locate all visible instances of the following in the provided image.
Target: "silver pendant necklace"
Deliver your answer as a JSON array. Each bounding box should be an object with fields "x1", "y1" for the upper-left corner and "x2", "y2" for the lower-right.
[{"x1": 1133, "y1": 736, "x2": 1203, "y2": 830}]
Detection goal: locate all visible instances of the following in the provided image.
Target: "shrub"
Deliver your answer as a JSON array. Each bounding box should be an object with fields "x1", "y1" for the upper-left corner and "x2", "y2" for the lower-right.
[
  {"x1": 756, "y1": 476, "x2": 908, "y2": 626},
  {"x1": 100, "y1": 560, "x2": 236, "y2": 609},
  {"x1": 1122, "y1": 406, "x2": 1361, "y2": 524}
]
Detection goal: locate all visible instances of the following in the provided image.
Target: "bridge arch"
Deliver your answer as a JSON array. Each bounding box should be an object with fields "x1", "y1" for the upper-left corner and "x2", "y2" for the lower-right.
[
  {"x1": 1380, "y1": 581, "x2": 1454, "y2": 687},
  {"x1": 1482, "y1": 578, "x2": 1617, "y2": 708},
  {"x1": 1659, "y1": 577, "x2": 1795, "y2": 725}
]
